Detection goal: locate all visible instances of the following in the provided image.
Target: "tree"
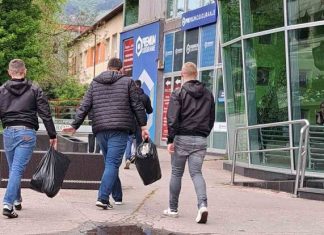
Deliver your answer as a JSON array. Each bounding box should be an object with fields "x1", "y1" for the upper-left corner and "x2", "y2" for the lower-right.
[{"x1": 0, "y1": 0, "x2": 42, "y2": 84}]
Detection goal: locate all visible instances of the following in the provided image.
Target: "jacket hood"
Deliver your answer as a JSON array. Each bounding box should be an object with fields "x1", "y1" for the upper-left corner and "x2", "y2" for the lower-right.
[
  {"x1": 93, "y1": 71, "x2": 124, "y2": 84},
  {"x1": 4, "y1": 79, "x2": 32, "y2": 96},
  {"x1": 182, "y1": 80, "x2": 205, "y2": 99},
  {"x1": 138, "y1": 87, "x2": 144, "y2": 94}
]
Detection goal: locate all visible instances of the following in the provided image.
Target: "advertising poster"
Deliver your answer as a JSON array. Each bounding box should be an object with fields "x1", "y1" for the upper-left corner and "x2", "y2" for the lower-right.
[
  {"x1": 120, "y1": 22, "x2": 160, "y2": 140},
  {"x1": 162, "y1": 77, "x2": 172, "y2": 140}
]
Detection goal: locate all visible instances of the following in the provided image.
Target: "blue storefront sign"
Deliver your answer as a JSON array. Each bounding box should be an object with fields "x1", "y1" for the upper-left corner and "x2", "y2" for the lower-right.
[
  {"x1": 164, "y1": 33, "x2": 174, "y2": 73},
  {"x1": 120, "y1": 21, "x2": 160, "y2": 140},
  {"x1": 200, "y1": 23, "x2": 216, "y2": 68},
  {"x1": 181, "y1": 3, "x2": 217, "y2": 31}
]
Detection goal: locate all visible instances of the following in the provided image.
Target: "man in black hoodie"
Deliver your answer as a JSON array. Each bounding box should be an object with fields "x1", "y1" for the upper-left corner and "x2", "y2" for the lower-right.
[
  {"x1": 62, "y1": 58, "x2": 149, "y2": 209},
  {"x1": 0, "y1": 59, "x2": 57, "y2": 218},
  {"x1": 164, "y1": 62, "x2": 215, "y2": 224}
]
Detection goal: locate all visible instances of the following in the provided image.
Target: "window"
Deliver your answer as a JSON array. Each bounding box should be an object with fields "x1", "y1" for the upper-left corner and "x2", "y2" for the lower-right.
[
  {"x1": 105, "y1": 37, "x2": 110, "y2": 61},
  {"x1": 288, "y1": 0, "x2": 324, "y2": 26},
  {"x1": 184, "y1": 29, "x2": 199, "y2": 64},
  {"x1": 176, "y1": 0, "x2": 185, "y2": 17},
  {"x1": 220, "y1": 0, "x2": 241, "y2": 42},
  {"x1": 203, "y1": 0, "x2": 214, "y2": 6},
  {"x1": 125, "y1": 0, "x2": 139, "y2": 26},
  {"x1": 173, "y1": 31, "x2": 184, "y2": 72},
  {"x1": 187, "y1": 0, "x2": 201, "y2": 11},
  {"x1": 112, "y1": 34, "x2": 118, "y2": 58},
  {"x1": 167, "y1": 0, "x2": 174, "y2": 18}
]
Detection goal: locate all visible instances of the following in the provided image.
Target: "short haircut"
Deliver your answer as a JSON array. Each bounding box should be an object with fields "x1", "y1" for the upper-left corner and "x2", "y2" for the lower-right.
[
  {"x1": 8, "y1": 59, "x2": 26, "y2": 74},
  {"x1": 135, "y1": 80, "x2": 142, "y2": 88},
  {"x1": 182, "y1": 62, "x2": 197, "y2": 76},
  {"x1": 107, "y1": 57, "x2": 122, "y2": 70}
]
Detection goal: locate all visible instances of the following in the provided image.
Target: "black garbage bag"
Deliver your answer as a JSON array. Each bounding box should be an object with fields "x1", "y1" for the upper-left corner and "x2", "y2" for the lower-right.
[
  {"x1": 135, "y1": 139, "x2": 161, "y2": 185},
  {"x1": 30, "y1": 146, "x2": 70, "y2": 198}
]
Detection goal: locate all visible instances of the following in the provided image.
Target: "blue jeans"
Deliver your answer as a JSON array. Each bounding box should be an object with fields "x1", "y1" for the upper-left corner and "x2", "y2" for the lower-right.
[
  {"x1": 169, "y1": 135, "x2": 207, "y2": 211},
  {"x1": 124, "y1": 127, "x2": 142, "y2": 161},
  {"x1": 3, "y1": 127, "x2": 36, "y2": 208},
  {"x1": 96, "y1": 131, "x2": 128, "y2": 202}
]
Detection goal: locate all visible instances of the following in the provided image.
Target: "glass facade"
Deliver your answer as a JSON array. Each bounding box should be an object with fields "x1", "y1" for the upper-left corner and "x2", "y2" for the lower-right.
[
  {"x1": 162, "y1": 22, "x2": 226, "y2": 151},
  {"x1": 220, "y1": 1, "x2": 324, "y2": 174},
  {"x1": 166, "y1": 0, "x2": 216, "y2": 19}
]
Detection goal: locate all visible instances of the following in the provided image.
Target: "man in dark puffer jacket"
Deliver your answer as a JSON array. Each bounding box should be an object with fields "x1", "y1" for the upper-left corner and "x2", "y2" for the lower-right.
[{"x1": 63, "y1": 58, "x2": 149, "y2": 209}]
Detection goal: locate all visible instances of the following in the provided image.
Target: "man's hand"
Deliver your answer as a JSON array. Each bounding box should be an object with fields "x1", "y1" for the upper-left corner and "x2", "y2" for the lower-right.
[
  {"x1": 62, "y1": 126, "x2": 76, "y2": 135},
  {"x1": 141, "y1": 126, "x2": 150, "y2": 140},
  {"x1": 50, "y1": 138, "x2": 57, "y2": 150},
  {"x1": 167, "y1": 143, "x2": 174, "y2": 154}
]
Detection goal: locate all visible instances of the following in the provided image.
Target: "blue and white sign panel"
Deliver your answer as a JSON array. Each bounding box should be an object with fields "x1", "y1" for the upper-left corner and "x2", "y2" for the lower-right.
[
  {"x1": 120, "y1": 22, "x2": 160, "y2": 140},
  {"x1": 200, "y1": 23, "x2": 216, "y2": 68},
  {"x1": 181, "y1": 3, "x2": 217, "y2": 31},
  {"x1": 164, "y1": 33, "x2": 174, "y2": 73}
]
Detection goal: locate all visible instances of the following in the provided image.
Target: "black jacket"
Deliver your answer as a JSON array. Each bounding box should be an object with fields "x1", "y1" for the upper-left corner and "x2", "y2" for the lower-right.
[
  {"x1": 0, "y1": 79, "x2": 57, "y2": 138},
  {"x1": 138, "y1": 87, "x2": 153, "y2": 114},
  {"x1": 71, "y1": 71, "x2": 147, "y2": 134},
  {"x1": 167, "y1": 80, "x2": 215, "y2": 144}
]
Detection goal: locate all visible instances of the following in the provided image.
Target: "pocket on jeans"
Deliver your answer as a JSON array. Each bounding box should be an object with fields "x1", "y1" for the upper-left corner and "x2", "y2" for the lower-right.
[{"x1": 20, "y1": 132, "x2": 36, "y2": 148}]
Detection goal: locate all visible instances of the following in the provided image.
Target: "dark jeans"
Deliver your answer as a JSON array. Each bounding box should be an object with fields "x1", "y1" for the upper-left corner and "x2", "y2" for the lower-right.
[{"x1": 96, "y1": 131, "x2": 128, "y2": 202}]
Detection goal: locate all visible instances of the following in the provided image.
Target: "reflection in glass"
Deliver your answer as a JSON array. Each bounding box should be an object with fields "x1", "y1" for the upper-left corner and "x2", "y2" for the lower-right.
[
  {"x1": 244, "y1": 32, "x2": 289, "y2": 168},
  {"x1": 224, "y1": 42, "x2": 248, "y2": 162},
  {"x1": 201, "y1": 70, "x2": 214, "y2": 92},
  {"x1": 289, "y1": 26, "x2": 324, "y2": 172},
  {"x1": 242, "y1": 0, "x2": 284, "y2": 34},
  {"x1": 288, "y1": 0, "x2": 324, "y2": 26},
  {"x1": 167, "y1": 0, "x2": 174, "y2": 18},
  {"x1": 125, "y1": 0, "x2": 139, "y2": 26},
  {"x1": 203, "y1": 0, "x2": 214, "y2": 6},
  {"x1": 215, "y1": 68, "x2": 226, "y2": 123},
  {"x1": 220, "y1": 0, "x2": 241, "y2": 42},
  {"x1": 176, "y1": 0, "x2": 185, "y2": 17}
]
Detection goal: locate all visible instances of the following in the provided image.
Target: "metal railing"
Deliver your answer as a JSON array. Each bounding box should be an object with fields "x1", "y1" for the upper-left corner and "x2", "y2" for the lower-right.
[{"x1": 230, "y1": 119, "x2": 310, "y2": 196}]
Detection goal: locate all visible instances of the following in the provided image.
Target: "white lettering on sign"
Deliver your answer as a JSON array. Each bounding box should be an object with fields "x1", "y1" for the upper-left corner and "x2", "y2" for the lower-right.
[
  {"x1": 204, "y1": 41, "x2": 214, "y2": 49},
  {"x1": 136, "y1": 35, "x2": 156, "y2": 57},
  {"x1": 182, "y1": 9, "x2": 216, "y2": 27},
  {"x1": 186, "y1": 43, "x2": 199, "y2": 54},
  {"x1": 175, "y1": 48, "x2": 183, "y2": 55}
]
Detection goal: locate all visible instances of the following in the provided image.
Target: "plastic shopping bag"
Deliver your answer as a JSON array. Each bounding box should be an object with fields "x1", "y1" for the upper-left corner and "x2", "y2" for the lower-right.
[
  {"x1": 135, "y1": 139, "x2": 162, "y2": 185},
  {"x1": 30, "y1": 146, "x2": 70, "y2": 198}
]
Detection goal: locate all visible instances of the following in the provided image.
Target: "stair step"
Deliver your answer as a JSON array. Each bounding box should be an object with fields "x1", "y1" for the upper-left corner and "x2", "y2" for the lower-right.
[{"x1": 298, "y1": 187, "x2": 324, "y2": 194}]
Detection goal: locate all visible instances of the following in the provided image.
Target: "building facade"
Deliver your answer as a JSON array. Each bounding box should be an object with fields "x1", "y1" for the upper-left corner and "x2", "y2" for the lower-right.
[
  {"x1": 68, "y1": 4, "x2": 123, "y2": 84},
  {"x1": 219, "y1": 0, "x2": 324, "y2": 176},
  {"x1": 120, "y1": 0, "x2": 226, "y2": 153}
]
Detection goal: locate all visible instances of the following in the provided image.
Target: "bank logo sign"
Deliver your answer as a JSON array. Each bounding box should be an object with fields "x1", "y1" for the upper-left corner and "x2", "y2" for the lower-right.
[
  {"x1": 136, "y1": 34, "x2": 157, "y2": 57},
  {"x1": 182, "y1": 3, "x2": 217, "y2": 31}
]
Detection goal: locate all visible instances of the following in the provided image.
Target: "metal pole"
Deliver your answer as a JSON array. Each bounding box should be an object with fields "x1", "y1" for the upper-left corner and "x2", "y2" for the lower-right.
[
  {"x1": 231, "y1": 129, "x2": 238, "y2": 185},
  {"x1": 300, "y1": 126, "x2": 309, "y2": 188}
]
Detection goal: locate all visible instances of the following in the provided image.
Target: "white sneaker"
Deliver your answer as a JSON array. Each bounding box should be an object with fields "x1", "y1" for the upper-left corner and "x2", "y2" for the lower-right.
[
  {"x1": 114, "y1": 201, "x2": 123, "y2": 205},
  {"x1": 163, "y1": 208, "x2": 178, "y2": 217},
  {"x1": 195, "y1": 207, "x2": 208, "y2": 223}
]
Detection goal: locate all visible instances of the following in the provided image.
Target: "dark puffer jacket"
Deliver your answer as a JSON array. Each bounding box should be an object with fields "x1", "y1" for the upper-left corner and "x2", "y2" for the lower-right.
[
  {"x1": 71, "y1": 71, "x2": 147, "y2": 134},
  {"x1": 167, "y1": 80, "x2": 215, "y2": 144},
  {"x1": 0, "y1": 79, "x2": 57, "y2": 138}
]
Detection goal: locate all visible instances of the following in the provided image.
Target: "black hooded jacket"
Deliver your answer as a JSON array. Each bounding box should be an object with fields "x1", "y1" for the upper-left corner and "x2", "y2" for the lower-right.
[
  {"x1": 167, "y1": 80, "x2": 215, "y2": 144},
  {"x1": 0, "y1": 79, "x2": 57, "y2": 138},
  {"x1": 71, "y1": 71, "x2": 147, "y2": 134}
]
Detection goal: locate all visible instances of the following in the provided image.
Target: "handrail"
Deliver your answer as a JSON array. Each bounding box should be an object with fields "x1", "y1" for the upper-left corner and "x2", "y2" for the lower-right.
[{"x1": 231, "y1": 119, "x2": 310, "y2": 196}]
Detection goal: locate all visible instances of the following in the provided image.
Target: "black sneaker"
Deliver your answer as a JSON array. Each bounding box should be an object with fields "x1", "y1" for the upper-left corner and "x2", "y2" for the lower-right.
[
  {"x1": 96, "y1": 199, "x2": 113, "y2": 210},
  {"x1": 3, "y1": 208, "x2": 18, "y2": 218},
  {"x1": 14, "y1": 202, "x2": 22, "y2": 211}
]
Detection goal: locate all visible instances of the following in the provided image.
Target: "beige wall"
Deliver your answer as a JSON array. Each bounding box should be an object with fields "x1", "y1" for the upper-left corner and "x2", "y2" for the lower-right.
[
  {"x1": 138, "y1": 0, "x2": 166, "y2": 24},
  {"x1": 69, "y1": 12, "x2": 123, "y2": 84}
]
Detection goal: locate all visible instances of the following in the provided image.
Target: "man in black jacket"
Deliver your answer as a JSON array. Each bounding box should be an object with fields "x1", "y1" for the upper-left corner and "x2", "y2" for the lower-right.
[
  {"x1": 124, "y1": 79, "x2": 153, "y2": 169},
  {"x1": 164, "y1": 62, "x2": 215, "y2": 224},
  {"x1": 63, "y1": 58, "x2": 149, "y2": 209},
  {"x1": 0, "y1": 59, "x2": 57, "y2": 218}
]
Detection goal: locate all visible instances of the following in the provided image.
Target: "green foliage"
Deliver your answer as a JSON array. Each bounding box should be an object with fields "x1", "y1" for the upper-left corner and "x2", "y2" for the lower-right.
[{"x1": 0, "y1": 0, "x2": 42, "y2": 84}]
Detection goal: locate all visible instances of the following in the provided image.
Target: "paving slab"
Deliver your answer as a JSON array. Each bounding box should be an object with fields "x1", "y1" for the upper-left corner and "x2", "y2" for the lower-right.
[{"x1": 0, "y1": 149, "x2": 324, "y2": 234}]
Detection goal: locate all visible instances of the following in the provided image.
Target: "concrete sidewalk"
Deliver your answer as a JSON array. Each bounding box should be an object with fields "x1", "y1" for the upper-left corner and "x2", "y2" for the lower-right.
[{"x1": 1, "y1": 149, "x2": 324, "y2": 234}]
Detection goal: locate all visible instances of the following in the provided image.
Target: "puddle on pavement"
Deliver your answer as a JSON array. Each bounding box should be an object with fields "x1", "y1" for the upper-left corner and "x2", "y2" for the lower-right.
[{"x1": 86, "y1": 224, "x2": 182, "y2": 235}]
